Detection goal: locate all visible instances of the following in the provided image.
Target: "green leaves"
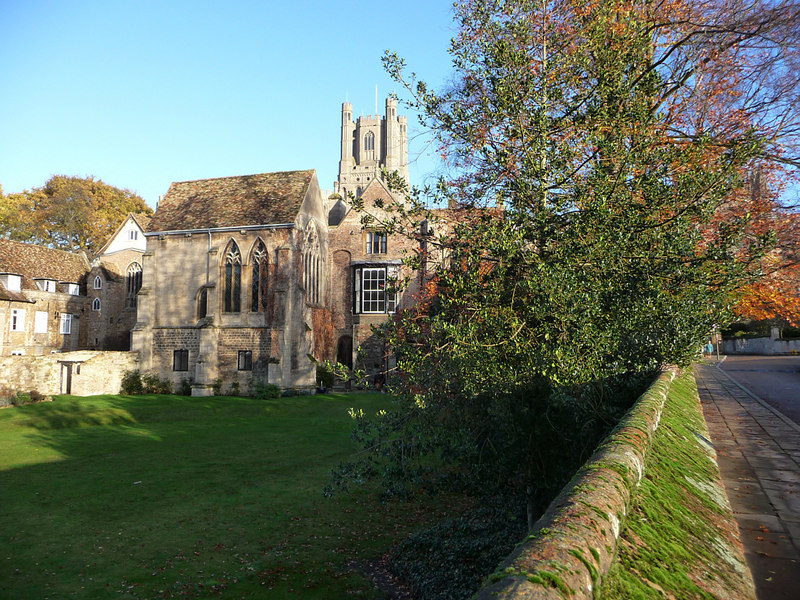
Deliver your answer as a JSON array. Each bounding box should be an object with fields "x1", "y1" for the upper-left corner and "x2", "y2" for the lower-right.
[{"x1": 331, "y1": 0, "x2": 775, "y2": 514}]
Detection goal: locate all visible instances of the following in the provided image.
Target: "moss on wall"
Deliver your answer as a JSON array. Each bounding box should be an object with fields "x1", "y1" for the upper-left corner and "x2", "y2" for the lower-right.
[{"x1": 596, "y1": 370, "x2": 755, "y2": 599}]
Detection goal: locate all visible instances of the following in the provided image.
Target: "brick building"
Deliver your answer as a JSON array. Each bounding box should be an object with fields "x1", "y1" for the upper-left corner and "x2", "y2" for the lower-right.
[{"x1": 328, "y1": 178, "x2": 427, "y2": 377}]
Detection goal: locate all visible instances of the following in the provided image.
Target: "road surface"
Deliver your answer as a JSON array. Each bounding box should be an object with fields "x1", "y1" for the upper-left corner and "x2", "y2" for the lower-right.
[{"x1": 717, "y1": 355, "x2": 800, "y2": 426}]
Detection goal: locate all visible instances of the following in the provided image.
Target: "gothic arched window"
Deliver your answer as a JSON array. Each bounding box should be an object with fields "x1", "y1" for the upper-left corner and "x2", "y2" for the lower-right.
[
  {"x1": 197, "y1": 288, "x2": 208, "y2": 320},
  {"x1": 125, "y1": 262, "x2": 142, "y2": 309},
  {"x1": 364, "y1": 131, "x2": 375, "y2": 151},
  {"x1": 303, "y1": 223, "x2": 322, "y2": 305},
  {"x1": 224, "y1": 242, "x2": 242, "y2": 313},
  {"x1": 251, "y1": 240, "x2": 268, "y2": 312}
]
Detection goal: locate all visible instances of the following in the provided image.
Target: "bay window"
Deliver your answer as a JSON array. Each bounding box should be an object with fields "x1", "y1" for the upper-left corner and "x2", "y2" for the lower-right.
[{"x1": 353, "y1": 265, "x2": 398, "y2": 314}]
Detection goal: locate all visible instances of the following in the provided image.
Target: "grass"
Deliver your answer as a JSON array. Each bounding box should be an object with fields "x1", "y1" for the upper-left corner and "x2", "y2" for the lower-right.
[
  {"x1": 0, "y1": 392, "x2": 461, "y2": 599},
  {"x1": 596, "y1": 369, "x2": 752, "y2": 599}
]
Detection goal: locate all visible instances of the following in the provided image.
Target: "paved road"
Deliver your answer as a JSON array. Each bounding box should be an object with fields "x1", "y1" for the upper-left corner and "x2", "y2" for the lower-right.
[{"x1": 718, "y1": 355, "x2": 800, "y2": 426}]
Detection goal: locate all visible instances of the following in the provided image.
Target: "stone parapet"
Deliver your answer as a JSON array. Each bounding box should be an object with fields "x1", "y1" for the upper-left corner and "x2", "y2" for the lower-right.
[{"x1": 475, "y1": 368, "x2": 678, "y2": 600}]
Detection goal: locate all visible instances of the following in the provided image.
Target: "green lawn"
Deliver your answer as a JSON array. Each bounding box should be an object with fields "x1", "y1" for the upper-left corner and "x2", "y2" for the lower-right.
[{"x1": 0, "y1": 392, "x2": 453, "y2": 599}]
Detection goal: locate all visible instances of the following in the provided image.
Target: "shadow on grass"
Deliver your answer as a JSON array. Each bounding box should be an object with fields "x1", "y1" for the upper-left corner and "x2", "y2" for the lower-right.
[{"x1": 0, "y1": 391, "x2": 419, "y2": 600}]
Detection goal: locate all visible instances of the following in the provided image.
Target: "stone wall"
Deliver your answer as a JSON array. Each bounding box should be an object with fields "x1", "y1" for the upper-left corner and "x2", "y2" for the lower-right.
[
  {"x1": 0, "y1": 351, "x2": 138, "y2": 397},
  {"x1": 723, "y1": 336, "x2": 800, "y2": 355},
  {"x1": 473, "y1": 367, "x2": 755, "y2": 600}
]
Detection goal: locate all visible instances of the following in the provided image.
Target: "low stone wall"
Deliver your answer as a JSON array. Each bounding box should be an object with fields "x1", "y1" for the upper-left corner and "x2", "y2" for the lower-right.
[
  {"x1": 475, "y1": 366, "x2": 756, "y2": 599},
  {"x1": 0, "y1": 351, "x2": 138, "y2": 397},
  {"x1": 723, "y1": 336, "x2": 800, "y2": 355},
  {"x1": 475, "y1": 369, "x2": 678, "y2": 599}
]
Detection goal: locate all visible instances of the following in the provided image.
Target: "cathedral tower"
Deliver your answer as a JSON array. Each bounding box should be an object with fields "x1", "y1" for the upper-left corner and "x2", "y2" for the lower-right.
[{"x1": 334, "y1": 97, "x2": 409, "y2": 200}]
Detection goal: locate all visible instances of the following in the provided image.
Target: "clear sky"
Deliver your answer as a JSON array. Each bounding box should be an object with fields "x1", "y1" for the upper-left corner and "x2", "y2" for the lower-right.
[{"x1": 0, "y1": 0, "x2": 456, "y2": 207}]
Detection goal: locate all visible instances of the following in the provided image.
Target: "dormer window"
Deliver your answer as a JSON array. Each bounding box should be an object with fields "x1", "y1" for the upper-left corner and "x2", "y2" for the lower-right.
[
  {"x1": 1, "y1": 274, "x2": 21, "y2": 292},
  {"x1": 62, "y1": 283, "x2": 80, "y2": 295},
  {"x1": 35, "y1": 279, "x2": 58, "y2": 292}
]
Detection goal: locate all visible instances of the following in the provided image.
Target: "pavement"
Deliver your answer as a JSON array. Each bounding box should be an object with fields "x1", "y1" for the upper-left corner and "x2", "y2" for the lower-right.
[{"x1": 694, "y1": 359, "x2": 800, "y2": 600}]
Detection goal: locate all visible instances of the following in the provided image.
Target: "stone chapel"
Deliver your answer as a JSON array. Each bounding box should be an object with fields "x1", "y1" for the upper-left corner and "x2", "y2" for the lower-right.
[{"x1": 131, "y1": 97, "x2": 419, "y2": 395}]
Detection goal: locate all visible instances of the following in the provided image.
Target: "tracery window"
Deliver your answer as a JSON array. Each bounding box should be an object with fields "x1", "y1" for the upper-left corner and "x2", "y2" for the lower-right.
[
  {"x1": 251, "y1": 240, "x2": 268, "y2": 312},
  {"x1": 125, "y1": 263, "x2": 142, "y2": 308},
  {"x1": 303, "y1": 223, "x2": 322, "y2": 305},
  {"x1": 364, "y1": 131, "x2": 375, "y2": 161},
  {"x1": 224, "y1": 242, "x2": 242, "y2": 313}
]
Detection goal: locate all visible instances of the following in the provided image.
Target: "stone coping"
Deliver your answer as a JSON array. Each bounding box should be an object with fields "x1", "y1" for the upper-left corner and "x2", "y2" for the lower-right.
[{"x1": 474, "y1": 368, "x2": 678, "y2": 600}]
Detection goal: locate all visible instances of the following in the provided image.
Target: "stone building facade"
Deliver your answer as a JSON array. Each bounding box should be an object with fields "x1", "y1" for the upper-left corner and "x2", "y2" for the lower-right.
[
  {"x1": 131, "y1": 170, "x2": 332, "y2": 395},
  {"x1": 329, "y1": 97, "x2": 409, "y2": 224},
  {"x1": 86, "y1": 213, "x2": 150, "y2": 350},
  {"x1": 1, "y1": 97, "x2": 425, "y2": 396},
  {"x1": 0, "y1": 239, "x2": 92, "y2": 357}
]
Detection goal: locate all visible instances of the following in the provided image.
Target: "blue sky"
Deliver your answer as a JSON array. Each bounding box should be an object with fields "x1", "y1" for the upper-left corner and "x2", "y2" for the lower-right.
[{"x1": 0, "y1": 0, "x2": 456, "y2": 207}]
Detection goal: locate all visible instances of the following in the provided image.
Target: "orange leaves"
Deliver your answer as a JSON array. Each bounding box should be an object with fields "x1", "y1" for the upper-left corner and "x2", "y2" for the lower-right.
[{"x1": 735, "y1": 260, "x2": 800, "y2": 325}]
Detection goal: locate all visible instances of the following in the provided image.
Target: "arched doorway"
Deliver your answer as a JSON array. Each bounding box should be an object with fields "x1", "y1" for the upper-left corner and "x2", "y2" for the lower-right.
[{"x1": 336, "y1": 335, "x2": 353, "y2": 371}]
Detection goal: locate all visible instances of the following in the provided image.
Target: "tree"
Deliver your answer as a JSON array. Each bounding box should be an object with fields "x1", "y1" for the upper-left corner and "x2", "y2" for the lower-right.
[
  {"x1": 0, "y1": 175, "x2": 152, "y2": 255},
  {"x1": 734, "y1": 184, "x2": 800, "y2": 324},
  {"x1": 329, "y1": 0, "x2": 800, "y2": 526}
]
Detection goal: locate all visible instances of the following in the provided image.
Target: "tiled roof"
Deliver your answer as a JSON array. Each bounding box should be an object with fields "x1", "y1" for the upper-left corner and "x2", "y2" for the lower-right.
[
  {"x1": 0, "y1": 239, "x2": 90, "y2": 289},
  {"x1": 0, "y1": 287, "x2": 32, "y2": 303},
  {"x1": 130, "y1": 213, "x2": 152, "y2": 231},
  {"x1": 148, "y1": 170, "x2": 315, "y2": 232}
]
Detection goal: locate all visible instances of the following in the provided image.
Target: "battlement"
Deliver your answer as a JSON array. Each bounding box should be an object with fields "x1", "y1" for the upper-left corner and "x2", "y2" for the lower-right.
[
  {"x1": 337, "y1": 96, "x2": 409, "y2": 196},
  {"x1": 356, "y1": 115, "x2": 383, "y2": 125}
]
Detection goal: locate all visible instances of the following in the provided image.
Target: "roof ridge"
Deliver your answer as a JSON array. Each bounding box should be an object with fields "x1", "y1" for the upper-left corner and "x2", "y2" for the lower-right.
[{"x1": 169, "y1": 169, "x2": 315, "y2": 186}]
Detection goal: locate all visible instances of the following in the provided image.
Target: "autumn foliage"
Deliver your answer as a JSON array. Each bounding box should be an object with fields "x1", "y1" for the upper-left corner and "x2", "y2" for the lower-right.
[{"x1": 0, "y1": 175, "x2": 152, "y2": 256}]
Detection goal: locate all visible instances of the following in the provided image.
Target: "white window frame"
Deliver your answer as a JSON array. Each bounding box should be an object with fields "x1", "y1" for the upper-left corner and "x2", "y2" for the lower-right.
[
  {"x1": 3, "y1": 274, "x2": 22, "y2": 292},
  {"x1": 128, "y1": 229, "x2": 138, "y2": 241},
  {"x1": 34, "y1": 311, "x2": 48, "y2": 334},
  {"x1": 353, "y1": 266, "x2": 398, "y2": 314},
  {"x1": 60, "y1": 313, "x2": 72, "y2": 335},
  {"x1": 10, "y1": 309, "x2": 25, "y2": 332},
  {"x1": 92, "y1": 298, "x2": 101, "y2": 311},
  {"x1": 35, "y1": 279, "x2": 57, "y2": 292},
  {"x1": 63, "y1": 283, "x2": 80, "y2": 295},
  {"x1": 93, "y1": 276, "x2": 102, "y2": 289}
]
